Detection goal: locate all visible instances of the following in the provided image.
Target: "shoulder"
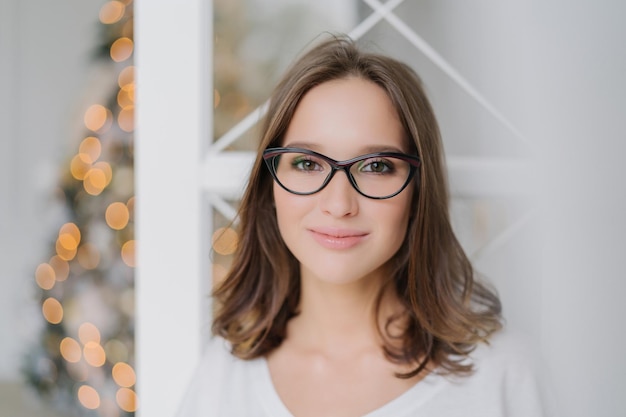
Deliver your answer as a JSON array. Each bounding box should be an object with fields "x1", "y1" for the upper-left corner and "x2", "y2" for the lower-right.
[
  {"x1": 470, "y1": 328, "x2": 540, "y2": 375},
  {"x1": 175, "y1": 336, "x2": 260, "y2": 417},
  {"x1": 475, "y1": 329, "x2": 559, "y2": 416},
  {"x1": 421, "y1": 329, "x2": 558, "y2": 416}
]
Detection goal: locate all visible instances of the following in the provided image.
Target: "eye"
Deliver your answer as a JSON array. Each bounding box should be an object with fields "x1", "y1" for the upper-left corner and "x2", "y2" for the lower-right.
[
  {"x1": 358, "y1": 158, "x2": 394, "y2": 174},
  {"x1": 292, "y1": 155, "x2": 324, "y2": 172}
]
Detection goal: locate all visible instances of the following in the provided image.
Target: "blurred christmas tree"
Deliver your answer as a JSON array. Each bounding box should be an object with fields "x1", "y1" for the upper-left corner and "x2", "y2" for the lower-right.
[
  {"x1": 23, "y1": 1, "x2": 137, "y2": 416},
  {"x1": 21, "y1": 0, "x2": 345, "y2": 415}
]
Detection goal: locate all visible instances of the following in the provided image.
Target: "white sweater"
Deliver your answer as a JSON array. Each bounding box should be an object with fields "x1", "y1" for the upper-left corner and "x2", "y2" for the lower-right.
[{"x1": 175, "y1": 330, "x2": 557, "y2": 416}]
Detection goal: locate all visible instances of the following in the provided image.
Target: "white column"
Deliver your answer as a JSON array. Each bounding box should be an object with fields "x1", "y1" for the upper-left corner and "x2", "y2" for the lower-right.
[{"x1": 135, "y1": 1, "x2": 211, "y2": 416}]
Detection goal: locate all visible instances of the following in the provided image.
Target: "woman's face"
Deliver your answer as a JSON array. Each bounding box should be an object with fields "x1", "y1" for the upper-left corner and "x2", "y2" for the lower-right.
[{"x1": 273, "y1": 77, "x2": 413, "y2": 288}]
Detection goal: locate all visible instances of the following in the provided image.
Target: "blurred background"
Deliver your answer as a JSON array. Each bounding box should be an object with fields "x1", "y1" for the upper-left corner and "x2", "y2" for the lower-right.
[{"x1": 1, "y1": 0, "x2": 624, "y2": 417}]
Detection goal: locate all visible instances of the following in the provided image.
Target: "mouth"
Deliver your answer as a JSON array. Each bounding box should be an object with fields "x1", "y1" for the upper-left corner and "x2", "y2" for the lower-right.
[{"x1": 308, "y1": 227, "x2": 369, "y2": 250}]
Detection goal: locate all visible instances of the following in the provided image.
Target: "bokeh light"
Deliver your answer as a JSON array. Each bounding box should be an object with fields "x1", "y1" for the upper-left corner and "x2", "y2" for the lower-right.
[
  {"x1": 214, "y1": 89, "x2": 221, "y2": 108},
  {"x1": 84, "y1": 104, "x2": 110, "y2": 132},
  {"x1": 77, "y1": 243, "x2": 101, "y2": 270},
  {"x1": 212, "y1": 263, "x2": 228, "y2": 287},
  {"x1": 42, "y1": 297, "x2": 63, "y2": 324},
  {"x1": 49, "y1": 255, "x2": 70, "y2": 281},
  {"x1": 126, "y1": 196, "x2": 135, "y2": 221},
  {"x1": 78, "y1": 385, "x2": 101, "y2": 410},
  {"x1": 121, "y1": 240, "x2": 135, "y2": 267},
  {"x1": 112, "y1": 362, "x2": 136, "y2": 387},
  {"x1": 59, "y1": 222, "x2": 81, "y2": 238},
  {"x1": 35, "y1": 263, "x2": 56, "y2": 290},
  {"x1": 105, "y1": 202, "x2": 130, "y2": 230},
  {"x1": 60, "y1": 337, "x2": 82, "y2": 363},
  {"x1": 58, "y1": 223, "x2": 81, "y2": 251},
  {"x1": 83, "y1": 165, "x2": 110, "y2": 196},
  {"x1": 116, "y1": 387, "x2": 137, "y2": 412},
  {"x1": 117, "y1": 85, "x2": 134, "y2": 109},
  {"x1": 118, "y1": 66, "x2": 134, "y2": 88},
  {"x1": 71, "y1": 154, "x2": 92, "y2": 180},
  {"x1": 99, "y1": 1, "x2": 125, "y2": 24},
  {"x1": 84, "y1": 341, "x2": 106, "y2": 367},
  {"x1": 94, "y1": 161, "x2": 113, "y2": 185},
  {"x1": 79, "y1": 322, "x2": 101, "y2": 345},
  {"x1": 79, "y1": 136, "x2": 102, "y2": 164},
  {"x1": 117, "y1": 106, "x2": 134, "y2": 132},
  {"x1": 55, "y1": 239, "x2": 77, "y2": 261},
  {"x1": 212, "y1": 227, "x2": 239, "y2": 255},
  {"x1": 110, "y1": 37, "x2": 133, "y2": 62}
]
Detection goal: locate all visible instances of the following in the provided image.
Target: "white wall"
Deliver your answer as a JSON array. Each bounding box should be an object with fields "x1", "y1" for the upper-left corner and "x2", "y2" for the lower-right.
[
  {"x1": 528, "y1": 1, "x2": 626, "y2": 416},
  {"x1": 0, "y1": 0, "x2": 103, "y2": 380}
]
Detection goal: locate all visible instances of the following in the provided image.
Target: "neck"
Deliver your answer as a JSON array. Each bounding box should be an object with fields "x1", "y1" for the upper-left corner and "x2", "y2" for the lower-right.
[{"x1": 287, "y1": 269, "x2": 398, "y2": 355}]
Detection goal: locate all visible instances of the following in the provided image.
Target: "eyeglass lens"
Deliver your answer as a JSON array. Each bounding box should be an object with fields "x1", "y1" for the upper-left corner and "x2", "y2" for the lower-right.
[{"x1": 270, "y1": 151, "x2": 413, "y2": 198}]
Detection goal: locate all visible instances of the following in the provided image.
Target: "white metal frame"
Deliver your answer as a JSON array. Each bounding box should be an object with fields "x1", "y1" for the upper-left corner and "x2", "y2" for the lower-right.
[
  {"x1": 136, "y1": 1, "x2": 532, "y2": 415},
  {"x1": 135, "y1": 1, "x2": 212, "y2": 416}
]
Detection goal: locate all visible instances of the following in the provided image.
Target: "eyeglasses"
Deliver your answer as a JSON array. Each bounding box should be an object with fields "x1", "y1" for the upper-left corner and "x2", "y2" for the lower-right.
[{"x1": 263, "y1": 147, "x2": 420, "y2": 199}]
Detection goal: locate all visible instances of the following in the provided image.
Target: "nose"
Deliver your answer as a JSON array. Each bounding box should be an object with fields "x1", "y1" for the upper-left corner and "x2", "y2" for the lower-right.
[{"x1": 318, "y1": 170, "x2": 359, "y2": 217}]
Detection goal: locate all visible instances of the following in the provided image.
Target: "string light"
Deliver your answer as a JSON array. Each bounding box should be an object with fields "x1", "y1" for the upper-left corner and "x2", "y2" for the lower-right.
[
  {"x1": 126, "y1": 196, "x2": 135, "y2": 221},
  {"x1": 71, "y1": 154, "x2": 92, "y2": 180},
  {"x1": 111, "y1": 362, "x2": 136, "y2": 387},
  {"x1": 94, "y1": 161, "x2": 113, "y2": 185},
  {"x1": 49, "y1": 255, "x2": 70, "y2": 281},
  {"x1": 84, "y1": 104, "x2": 111, "y2": 132},
  {"x1": 212, "y1": 227, "x2": 239, "y2": 255},
  {"x1": 83, "y1": 162, "x2": 113, "y2": 195},
  {"x1": 121, "y1": 240, "x2": 135, "y2": 267},
  {"x1": 83, "y1": 169, "x2": 106, "y2": 195},
  {"x1": 79, "y1": 136, "x2": 102, "y2": 163},
  {"x1": 212, "y1": 263, "x2": 228, "y2": 287},
  {"x1": 42, "y1": 297, "x2": 64, "y2": 324},
  {"x1": 35, "y1": 263, "x2": 56, "y2": 290},
  {"x1": 84, "y1": 341, "x2": 107, "y2": 367},
  {"x1": 78, "y1": 322, "x2": 101, "y2": 344},
  {"x1": 118, "y1": 66, "x2": 134, "y2": 88},
  {"x1": 110, "y1": 37, "x2": 133, "y2": 62},
  {"x1": 77, "y1": 243, "x2": 101, "y2": 270},
  {"x1": 214, "y1": 89, "x2": 221, "y2": 108},
  {"x1": 117, "y1": 106, "x2": 134, "y2": 132},
  {"x1": 77, "y1": 385, "x2": 101, "y2": 410},
  {"x1": 116, "y1": 387, "x2": 137, "y2": 412},
  {"x1": 59, "y1": 337, "x2": 82, "y2": 363},
  {"x1": 99, "y1": 1, "x2": 125, "y2": 24},
  {"x1": 105, "y1": 202, "x2": 130, "y2": 230},
  {"x1": 117, "y1": 87, "x2": 134, "y2": 109}
]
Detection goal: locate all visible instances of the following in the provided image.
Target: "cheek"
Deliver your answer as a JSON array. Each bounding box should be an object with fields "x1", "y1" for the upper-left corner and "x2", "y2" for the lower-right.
[
  {"x1": 383, "y1": 193, "x2": 412, "y2": 246},
  {"x1": 273, "y1": 185, "x2": 305, "y2": 239}
]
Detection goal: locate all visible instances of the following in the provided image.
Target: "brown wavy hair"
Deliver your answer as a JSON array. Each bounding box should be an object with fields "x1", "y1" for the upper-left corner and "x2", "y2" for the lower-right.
[{"x1": 212, "y1": 35, "x2": 502, "y2": 377}]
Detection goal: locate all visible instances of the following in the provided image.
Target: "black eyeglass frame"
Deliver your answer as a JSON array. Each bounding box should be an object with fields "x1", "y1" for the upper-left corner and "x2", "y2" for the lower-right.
[{"x1": 262, "y1": 147, "x2": 421, "y2": 200}]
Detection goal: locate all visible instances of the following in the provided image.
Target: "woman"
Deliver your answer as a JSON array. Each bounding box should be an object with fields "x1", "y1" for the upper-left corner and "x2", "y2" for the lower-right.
[{"x1": 177, "y1": 35, "x2": 552, "y2": 416}]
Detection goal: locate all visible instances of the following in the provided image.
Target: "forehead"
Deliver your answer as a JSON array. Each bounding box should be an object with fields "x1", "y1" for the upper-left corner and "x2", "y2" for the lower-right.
[{"x1": 282, "y1": 77, "x2": 408, "y2": 158}]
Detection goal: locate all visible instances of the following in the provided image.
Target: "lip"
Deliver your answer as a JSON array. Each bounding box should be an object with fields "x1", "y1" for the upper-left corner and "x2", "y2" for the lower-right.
[{"x1": 308, "y1": 227, "x2": 369, "y2": 250}]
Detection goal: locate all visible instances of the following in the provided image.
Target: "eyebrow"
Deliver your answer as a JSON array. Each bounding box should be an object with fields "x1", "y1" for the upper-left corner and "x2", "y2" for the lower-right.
[{"x1": 283, "y1": 141, "x2": 406, "y2": 155}]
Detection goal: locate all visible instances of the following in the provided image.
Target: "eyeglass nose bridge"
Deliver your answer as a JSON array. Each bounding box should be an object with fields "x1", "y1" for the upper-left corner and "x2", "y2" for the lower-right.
[{"x1": 318, "y1": 162, "x2": 361, "y2": 195}]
